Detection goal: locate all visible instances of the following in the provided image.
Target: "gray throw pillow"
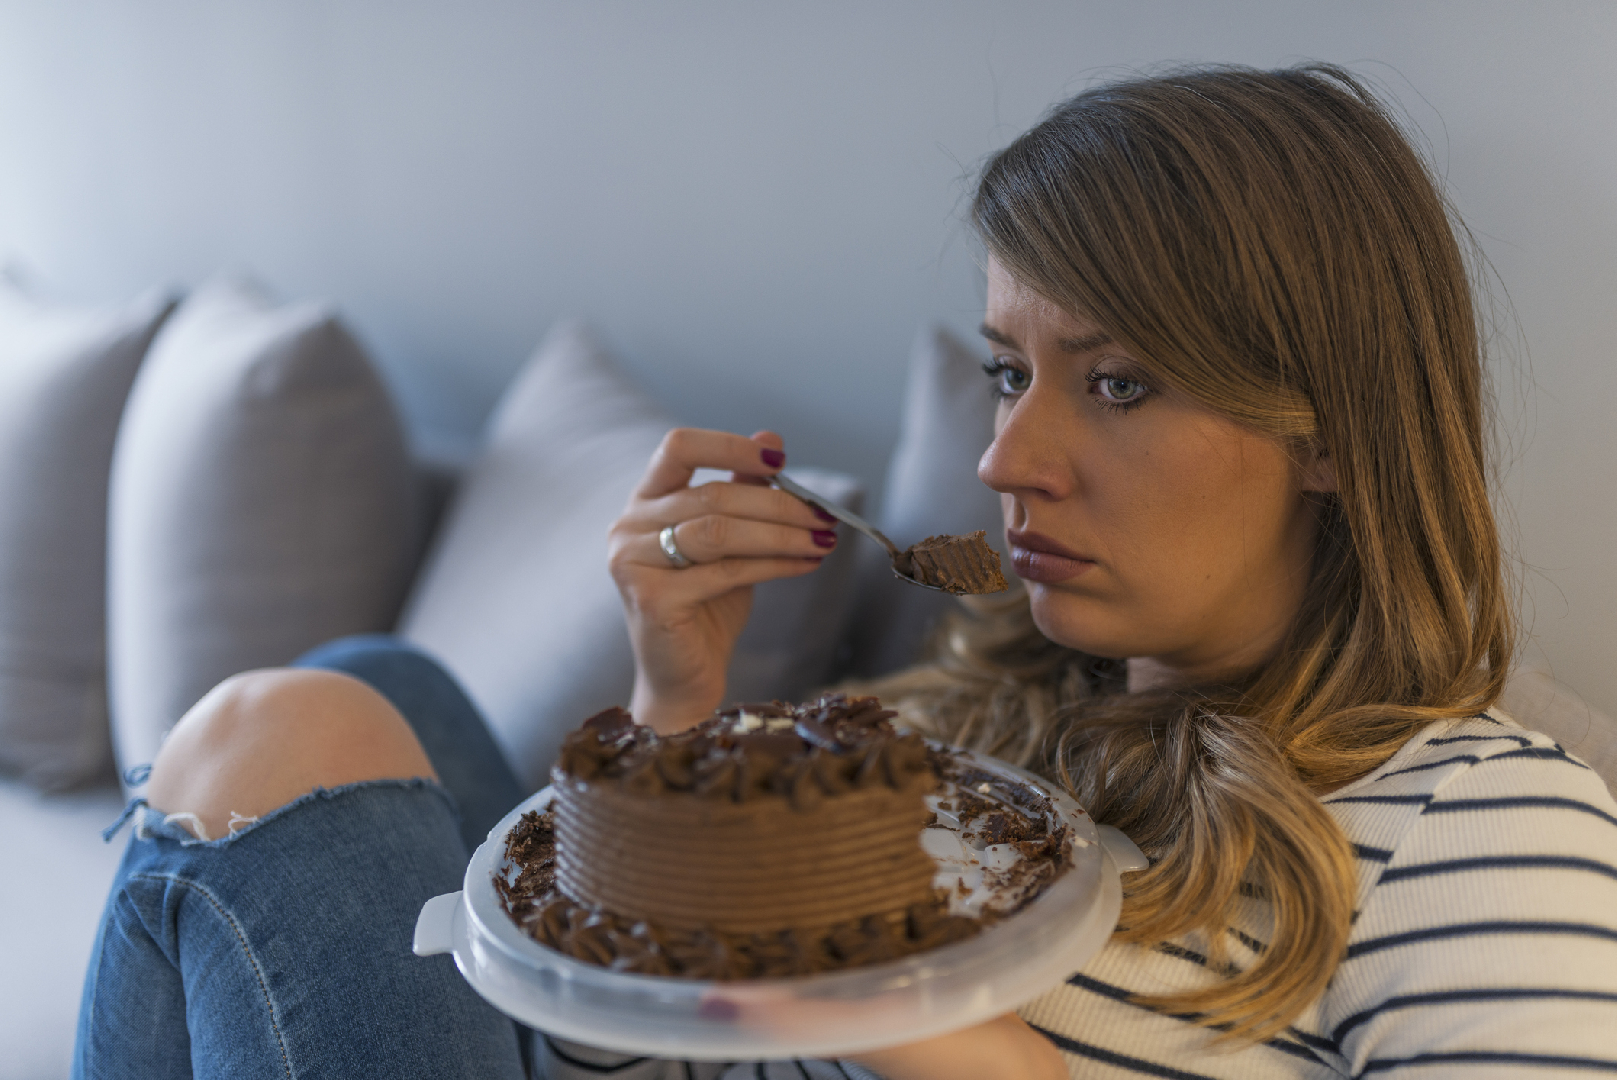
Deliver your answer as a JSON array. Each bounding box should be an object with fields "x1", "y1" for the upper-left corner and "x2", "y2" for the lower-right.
[
  {"x1": 107, "y1": 278, "x2": 416, "y2": 776},
  {"x1": 846, "y1": 325, "x2": 1006, "y2": 678},
  {"x1": 399, "y1": 322, "x2": 865, "y2": 790},
  {"x1": 0, "y1": 275, "x2": 175, "y2": 790}
]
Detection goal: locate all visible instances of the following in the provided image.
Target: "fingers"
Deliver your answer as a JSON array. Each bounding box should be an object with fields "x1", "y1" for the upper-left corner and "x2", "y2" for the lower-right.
[
  {"x1": 638, "y1": 428, "x2": 787, "y2": 499},
  {"x1": 616, "y1": 480, "x2": 839, "y2": 571},
  {"x1": 669, "y1": 553, "x2": 825, "y2": 594},
  {"x1": 730, "y1": 430, "x2": 784, "y2": 488},
  {"x1": 644, "y1": 473, "x2": 834, "y2": 532},
  {"x1": 614, "y1": 426, "x2": 843, "y2": 595},
  {"x1": 650, "y1": 516, "x2": 837, "y2": 568}
]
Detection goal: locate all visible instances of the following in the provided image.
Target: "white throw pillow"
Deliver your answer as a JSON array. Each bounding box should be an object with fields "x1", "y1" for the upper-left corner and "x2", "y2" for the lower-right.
[
  {"x1": 845, "y1": 325, "x2": 1006, "y2": 677},
  {"x1": 399, "y1": 322, "x2": 865, "y2": 790},
  {"x1": 107, "y1": 278, "x2": 416, "y2": 775},
  {"x1": 0, "y1": 275, "x2": 174, "y2": 789}
]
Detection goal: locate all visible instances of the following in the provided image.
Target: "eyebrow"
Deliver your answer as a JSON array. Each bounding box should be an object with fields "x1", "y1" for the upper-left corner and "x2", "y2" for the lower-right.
[{"x1": 978, "y1": 323, "x2": 1116, "y2": 354}]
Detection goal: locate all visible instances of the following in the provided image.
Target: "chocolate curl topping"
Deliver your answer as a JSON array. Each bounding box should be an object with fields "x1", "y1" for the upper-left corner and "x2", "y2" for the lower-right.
[
  {"x1": 582, "y1": 706, "x2": 635, "y2": 741},
  {"x1": 556, "y1": 706, "x2": 640, "y2": 780},
  {"x1": 555, "y1": 693, "x2": 925, "y2": 806},
  {"x1": 794, "y1": 694, "x2": 897, "y2": 751},
  {"x1": 720, "y1": 700, "x2": 794, "y2": 721}
]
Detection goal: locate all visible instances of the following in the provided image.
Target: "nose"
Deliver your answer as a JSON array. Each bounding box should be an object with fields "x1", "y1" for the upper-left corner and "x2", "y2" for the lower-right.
[{"x1": 977, "y1": 394, "x2": 1069, "y2": 501}]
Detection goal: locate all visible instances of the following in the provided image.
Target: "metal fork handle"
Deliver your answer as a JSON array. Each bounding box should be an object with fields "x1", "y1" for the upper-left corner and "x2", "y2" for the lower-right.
[{"x1": 770, "y1": 473, "x2": 900, "y2": 559}]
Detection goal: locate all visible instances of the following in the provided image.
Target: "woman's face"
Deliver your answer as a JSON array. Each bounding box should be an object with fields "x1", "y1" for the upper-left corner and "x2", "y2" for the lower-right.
[{"x1": 977, "y1": 258, "x2": 1328, "y2": 689}]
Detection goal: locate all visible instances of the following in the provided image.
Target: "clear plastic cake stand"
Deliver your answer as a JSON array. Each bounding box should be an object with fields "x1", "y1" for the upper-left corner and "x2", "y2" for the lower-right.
[{"x1": 414, "y1": 752, "x2": 1146, "y2": 1061}]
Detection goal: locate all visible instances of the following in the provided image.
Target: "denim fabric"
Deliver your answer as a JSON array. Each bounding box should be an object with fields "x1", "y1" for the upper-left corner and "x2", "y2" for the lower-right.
[
  {"x1": 74, "y1": 781, "x2": 527, "y2": 1080},
  {"x1": 293, "y1": 634, "x2": 530, "y2": 852}
]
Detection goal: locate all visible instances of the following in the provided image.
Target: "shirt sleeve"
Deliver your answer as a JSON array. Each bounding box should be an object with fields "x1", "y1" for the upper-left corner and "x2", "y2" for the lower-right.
[{"x1": 1322, "y1": 731, "x2": 1617, "y2": 1077}]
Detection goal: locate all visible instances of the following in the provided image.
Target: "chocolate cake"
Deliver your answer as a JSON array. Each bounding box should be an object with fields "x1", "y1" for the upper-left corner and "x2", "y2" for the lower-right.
[
  {"x1": 895, "y1": 530, "x2": 1008, "y2": 595},
  {"x1": 497, "y1": 694, "x2": 1071, "y2": 979}
]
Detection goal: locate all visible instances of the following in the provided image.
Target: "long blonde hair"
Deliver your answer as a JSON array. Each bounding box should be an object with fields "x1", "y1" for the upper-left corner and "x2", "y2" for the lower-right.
[{"x1": 867, "y1": 65, "x2": 1512, "y2": 1040}]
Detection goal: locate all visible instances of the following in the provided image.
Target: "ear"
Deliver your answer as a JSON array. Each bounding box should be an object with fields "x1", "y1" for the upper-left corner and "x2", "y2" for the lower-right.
[{"x1": 1299, "y1": 442, "x2": 1337, "y2": 494}]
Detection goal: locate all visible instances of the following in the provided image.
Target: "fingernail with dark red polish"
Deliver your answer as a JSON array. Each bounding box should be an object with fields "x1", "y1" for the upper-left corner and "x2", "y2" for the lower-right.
[
  {"x1": 811, "y1": 505, "x2": 837, "y2": 523},
  {"x1": 812, "y1": 529, "x2": 837, "y2": 548},
  {"x1": 698, "y1": 997, "x2": 739, "y2": 1021},
  {"x1": 760, "y1": 448, "x2": 786, "y2": 469}
]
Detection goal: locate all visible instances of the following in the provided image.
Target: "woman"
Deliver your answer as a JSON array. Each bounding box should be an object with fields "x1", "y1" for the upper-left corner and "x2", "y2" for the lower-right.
[{"x1": 76, "y1": 65, "x2": 1617, "y2": 1079}]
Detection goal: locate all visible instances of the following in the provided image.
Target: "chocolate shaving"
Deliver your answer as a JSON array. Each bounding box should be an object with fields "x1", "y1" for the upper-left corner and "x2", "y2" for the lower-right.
[{"x1": 555, "y1": 693, "x2": 929, "y2": 806}]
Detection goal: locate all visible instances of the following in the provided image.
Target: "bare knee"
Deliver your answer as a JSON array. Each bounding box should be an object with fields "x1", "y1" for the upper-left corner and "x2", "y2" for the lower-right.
[{"x1": 147, "y1": 668, "x2": 436, "y2": 840}]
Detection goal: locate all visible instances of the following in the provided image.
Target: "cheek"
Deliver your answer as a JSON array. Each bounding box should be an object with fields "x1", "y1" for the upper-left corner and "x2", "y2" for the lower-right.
[{"x1": 1096, "y1": 432, "x2": 1295, "y2": 590}]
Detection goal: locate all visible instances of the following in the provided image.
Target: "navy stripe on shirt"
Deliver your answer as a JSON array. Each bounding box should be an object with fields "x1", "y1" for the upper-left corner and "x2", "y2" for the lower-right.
[
  {"x1": 1354, "y1": 843, "x2": 1394, "y2": 863},
  {"x1": 1227, "y1": 927, "x2": 1268, "y2": 954},
  {"x1": 1064, "y1": 971, "x2": 1328, "y2": 1067},
  {"x1": 1378, "y1": 855, "x2": 1617, "y2": 885},
  {"x1": 1493, "y1": 745, "x2": 1591, "y2": 768},
  {"x1": 1153, "y1": 941, "x2": 1240, "y2": 977},
  {"x1": 1357, "y1": 1050, "x2": 1617, "y2": 1075},
  {"x1": 542, "y1": 1036, "x2": 649, "y2": 1074},
  {"x1": 1027, "y1": 1023, "x2": 1223, "y2": 1080},
  {"x1": 1420, "y1": 796, "x2": 1617, "y2": 829},
  {"x1": 1327, "y1": 793, "x2": 1434, "y2": 807},
  {"x1": 1425, "y1": 732, "x2": 1534, "y2": 748},
  {"x1": 1331, "y1": 987, "x2": 1617, "y2": 1046},
  {"x1": 1346, "y1": 920, "x2": 1617, "y2": 960},
  {"x1": 1377, "y1": 746, "x2": 1589, "y2": 782},
  {"x1": 1376, "y1": 754, "x2": 1482, "y2": 779}
]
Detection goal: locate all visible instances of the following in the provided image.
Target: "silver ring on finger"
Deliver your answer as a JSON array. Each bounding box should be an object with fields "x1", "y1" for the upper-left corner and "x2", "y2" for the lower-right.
[{"x1": 658, "y1": 525, "x2": 693, "y2": 569}]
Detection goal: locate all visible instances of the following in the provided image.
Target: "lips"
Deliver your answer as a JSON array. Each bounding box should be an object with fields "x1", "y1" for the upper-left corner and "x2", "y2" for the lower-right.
[{"x1": 1006, "y1": 529, "x2": 1097, "y2": 584}]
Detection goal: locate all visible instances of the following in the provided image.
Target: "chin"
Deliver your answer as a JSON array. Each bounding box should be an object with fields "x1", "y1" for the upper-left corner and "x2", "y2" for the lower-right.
[{"x1": 1024, "y1": 588, "x2": 1131, "y2": 659}]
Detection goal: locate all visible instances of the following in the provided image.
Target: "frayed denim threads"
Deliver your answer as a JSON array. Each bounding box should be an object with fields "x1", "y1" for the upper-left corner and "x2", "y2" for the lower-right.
[{"x1": 102, "y1": 777, "x2": 459, "y2": 847}]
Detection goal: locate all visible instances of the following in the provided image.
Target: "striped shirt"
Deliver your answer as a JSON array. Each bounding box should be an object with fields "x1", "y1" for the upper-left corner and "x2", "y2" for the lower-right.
[{"x1": 541, "y1": 713, "x2": 1617, "y2": 1078}]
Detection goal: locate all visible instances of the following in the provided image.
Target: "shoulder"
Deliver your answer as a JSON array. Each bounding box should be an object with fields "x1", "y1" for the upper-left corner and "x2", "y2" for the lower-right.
[
  {"x1": 1324, "y1": 712, "x2": 1616, "y2": 853},
  {"x1": 1307, "y1": 712, "x2": 1617, "y2": 1074},
  {"x1": 1325, "y1": 711, "x2": 1617, "y2": 943}
]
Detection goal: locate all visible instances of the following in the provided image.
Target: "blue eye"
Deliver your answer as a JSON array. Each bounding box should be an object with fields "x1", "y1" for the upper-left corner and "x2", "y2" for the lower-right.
[
  {"x1": 1085, "y1": 368, "x2": 1151, "y2": 411},
  {"x1": 982, "y1": 358, "x2": 1030, "y2": 400}
]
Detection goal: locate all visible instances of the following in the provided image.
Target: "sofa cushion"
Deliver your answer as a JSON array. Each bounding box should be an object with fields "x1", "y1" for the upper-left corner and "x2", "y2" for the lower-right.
[
  {"x1": 107, "y1": 278, "x2": 416, "y2": 775},
  {"x1": 0, "y1": 275, "x2": 174, "y2": 789},
  {"x1": 846, "y1": 325, "x2": 1005, "y2": 677},
  {"x1": 1501, "y1": 665, "x2": 1617, "y2": 796},
  {"x1": 399, "y1": 322, "x2": 865, "y2": 790}
]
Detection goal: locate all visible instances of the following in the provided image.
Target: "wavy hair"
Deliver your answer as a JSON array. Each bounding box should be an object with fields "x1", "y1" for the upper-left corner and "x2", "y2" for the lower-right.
[{"x1": 864, "y1": 64, "x2": 1512, "y2": 1041}]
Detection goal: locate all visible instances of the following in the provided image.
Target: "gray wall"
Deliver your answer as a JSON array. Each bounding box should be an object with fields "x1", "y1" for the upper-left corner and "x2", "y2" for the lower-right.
[{"x1": 2, "y1": 0, "x2": 1612, "y2": 714}]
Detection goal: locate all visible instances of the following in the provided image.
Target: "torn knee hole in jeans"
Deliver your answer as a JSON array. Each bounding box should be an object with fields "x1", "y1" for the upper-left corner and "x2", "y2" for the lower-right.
[{"x1": 135, "y1": 809, "x2": 262, "y2": 844}]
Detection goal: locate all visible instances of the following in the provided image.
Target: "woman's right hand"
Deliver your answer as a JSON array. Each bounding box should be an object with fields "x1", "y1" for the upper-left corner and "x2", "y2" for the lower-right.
[{"x1": 607, "y1": 428, "x2": 838, "y2": 734}]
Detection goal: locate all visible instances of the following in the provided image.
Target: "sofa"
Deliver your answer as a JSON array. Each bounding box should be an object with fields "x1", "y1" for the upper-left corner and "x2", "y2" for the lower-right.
[{"x1": 3, "y1": 274, "x2": 1613, "y2": 1079}]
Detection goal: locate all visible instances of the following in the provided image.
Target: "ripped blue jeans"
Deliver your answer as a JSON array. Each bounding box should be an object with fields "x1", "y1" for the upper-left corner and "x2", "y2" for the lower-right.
[{"x1": 73, "y1": 636, "x2": 532, "y2": 1080}]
